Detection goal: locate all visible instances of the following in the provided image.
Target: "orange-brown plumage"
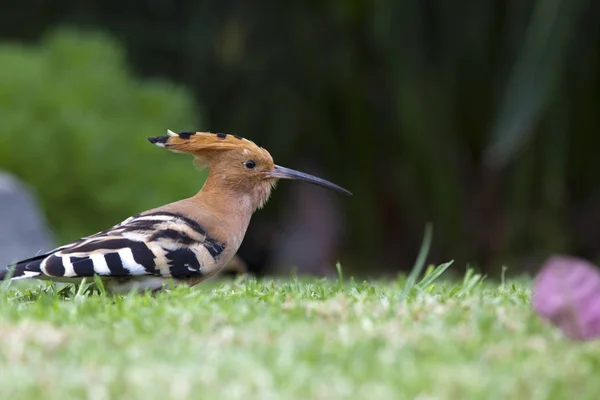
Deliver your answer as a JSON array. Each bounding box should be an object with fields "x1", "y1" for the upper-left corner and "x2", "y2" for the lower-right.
[
  {"x1": 2, "y1": 130, "x2": 351, "y2": 294},
  {"x1": 150, "y1": 131, "x2": 278, "y2": 210}
]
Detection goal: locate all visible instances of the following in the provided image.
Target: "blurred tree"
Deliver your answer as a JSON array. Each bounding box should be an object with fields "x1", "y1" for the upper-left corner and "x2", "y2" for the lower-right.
[
  {"x1": 0, "y1": 29, "x2": 202, "y2": 243},
  {"x1": 1, "y1": 0, "x2": 599, "y2": 276}
]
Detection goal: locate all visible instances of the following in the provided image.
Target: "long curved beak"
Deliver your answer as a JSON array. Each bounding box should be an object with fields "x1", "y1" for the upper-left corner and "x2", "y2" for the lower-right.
[{"x1": 267, "y1": 165, "x2": 352, "y2": 196}]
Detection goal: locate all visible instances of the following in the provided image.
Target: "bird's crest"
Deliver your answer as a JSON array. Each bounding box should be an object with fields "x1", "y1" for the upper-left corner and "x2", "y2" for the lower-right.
[
  {"x1": 149, "y1": 130, "x2": 262, "y2": 154},
  {"x1": 148, "y1": 130, "x2": 274, "y2": 169}
]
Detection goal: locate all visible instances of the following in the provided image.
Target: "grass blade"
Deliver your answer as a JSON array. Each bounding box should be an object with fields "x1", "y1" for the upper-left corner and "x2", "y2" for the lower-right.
[
  {"x1": 403, "y1": 223, "x2": 433, "y2": 298},
  {"x1": 416, "y1": 260, "x2": 454, "y2": 291},
  {"x1": 93, "y1": 275, "x2": 107, "y2": 297},
  {"x1": 336, "y1": 262, "x2": 344, "y2": 290}
]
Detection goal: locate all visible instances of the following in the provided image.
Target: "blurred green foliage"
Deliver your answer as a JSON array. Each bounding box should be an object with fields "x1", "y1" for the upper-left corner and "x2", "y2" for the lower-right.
[{"x1": 0, "y1": 29, "x2": 203, "y2": 243}]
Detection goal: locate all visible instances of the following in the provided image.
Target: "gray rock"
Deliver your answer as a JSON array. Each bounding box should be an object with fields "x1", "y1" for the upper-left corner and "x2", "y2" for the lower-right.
[{"x1": 0, "y1": 171, "x2": 54, "y2": 267}]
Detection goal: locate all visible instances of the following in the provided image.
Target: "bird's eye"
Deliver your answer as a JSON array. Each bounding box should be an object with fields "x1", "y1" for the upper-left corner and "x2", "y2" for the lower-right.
[{"x1": 244, "y1": 160, "x2": 256, "y2": 169}]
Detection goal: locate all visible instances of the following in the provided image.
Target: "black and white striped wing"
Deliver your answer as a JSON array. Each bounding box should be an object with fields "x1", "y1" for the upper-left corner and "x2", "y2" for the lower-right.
[{"x1": 4, "y1": 212, "x2": 225, "y2": 281}]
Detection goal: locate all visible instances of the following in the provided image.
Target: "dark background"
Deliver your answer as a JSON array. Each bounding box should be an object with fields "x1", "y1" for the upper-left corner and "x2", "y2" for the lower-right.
[{"x1": 1, "y1": 0, "x2": 599, "y2": 278}]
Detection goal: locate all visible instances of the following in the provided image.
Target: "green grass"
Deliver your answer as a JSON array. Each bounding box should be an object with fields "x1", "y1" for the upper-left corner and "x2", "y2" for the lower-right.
[{"x1": 0, "y1": 266, "x2": 598, "y2": 400}]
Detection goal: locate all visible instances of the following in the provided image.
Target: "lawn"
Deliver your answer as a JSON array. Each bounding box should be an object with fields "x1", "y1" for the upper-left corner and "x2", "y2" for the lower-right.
[{"x1": 0, "y1": 265, "x2": 598, "y2": 400}]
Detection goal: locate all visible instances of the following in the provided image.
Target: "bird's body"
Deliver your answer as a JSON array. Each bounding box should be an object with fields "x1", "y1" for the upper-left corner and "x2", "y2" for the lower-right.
[{"x1": 1, "y1": 130, "x2": 350, "y2": 294}]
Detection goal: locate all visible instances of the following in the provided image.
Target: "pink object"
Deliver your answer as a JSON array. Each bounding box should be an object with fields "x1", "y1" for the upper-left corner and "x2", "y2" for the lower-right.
[{"x1": 532, "y1": 255, "x2": 600, "y2": 341}]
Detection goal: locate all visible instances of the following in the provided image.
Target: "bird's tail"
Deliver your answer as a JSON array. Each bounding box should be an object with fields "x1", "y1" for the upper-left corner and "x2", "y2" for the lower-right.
[
  {"x1": 1, "y1": 255, "x2": 45, "y2": 282},
  {"x1": 0, "y1": 266, "x2": 11, "y2": 281}
]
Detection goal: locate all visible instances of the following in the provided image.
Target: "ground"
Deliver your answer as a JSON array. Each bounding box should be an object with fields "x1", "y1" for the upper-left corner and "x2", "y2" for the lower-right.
[{"x1": 0, "y1": 265, "x2": 598, "y2": 400}]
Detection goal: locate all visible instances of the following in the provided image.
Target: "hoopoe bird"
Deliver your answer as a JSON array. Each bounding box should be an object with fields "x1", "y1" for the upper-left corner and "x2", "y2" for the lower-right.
[{"x1": 0, "y1": 131, "x2": 351, "y2": 294}]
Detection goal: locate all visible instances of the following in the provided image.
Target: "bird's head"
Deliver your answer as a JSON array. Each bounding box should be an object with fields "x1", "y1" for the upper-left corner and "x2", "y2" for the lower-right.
[{"x1": 148, "y1": 130, "x2": 351, "y2": 210}]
